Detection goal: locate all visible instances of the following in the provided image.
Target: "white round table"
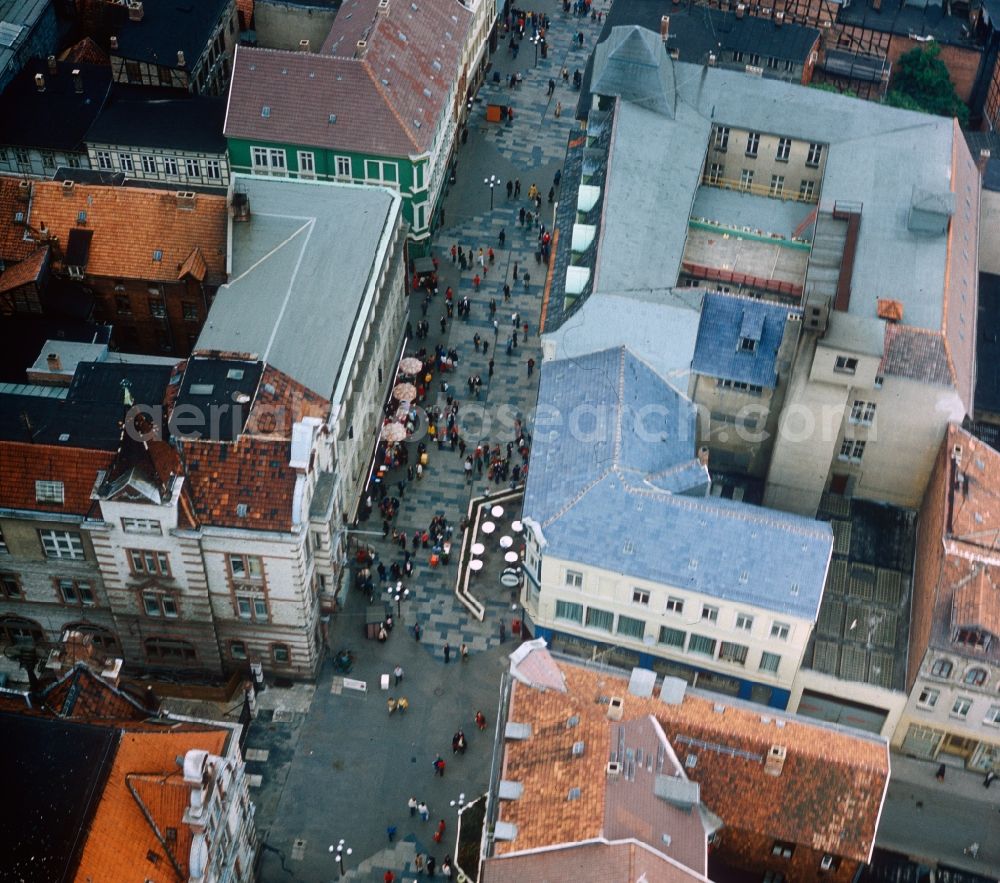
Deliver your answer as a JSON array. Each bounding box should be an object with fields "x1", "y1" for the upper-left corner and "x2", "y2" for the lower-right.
[
  {"x1": 504, "y1": 551, "x2": 519, "y2": 564},
  {"x1": 469, "y1": 559, "x2": 484, "y2": 574},
  {"x1": 471, "y1": 542, "x2": 485, "y2": 556},
  {"x1": 491, "y1": 505, "x2": 504, "y2": 518},
  {"x1": 481, "y1": 521, "x2": 496, "y2": 535},
  {"x1": 499, "y1": 535, "x2": 513, "y2": 549},
  {"x1": 511, "y1": 520, "x2": 523, "y2": 533}
]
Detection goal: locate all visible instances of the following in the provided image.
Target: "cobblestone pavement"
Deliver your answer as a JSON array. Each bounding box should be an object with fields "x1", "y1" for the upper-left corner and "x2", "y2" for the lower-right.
[{"x1": 253, "y1": 6, "x2": 610, "y2": 882}]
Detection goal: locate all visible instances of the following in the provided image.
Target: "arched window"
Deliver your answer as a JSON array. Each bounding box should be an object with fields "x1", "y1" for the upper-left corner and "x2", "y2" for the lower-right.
[
  {"x1": 0, "y1": 615, "x2": 43, "y2": 646},
  {"x1": 964, "y1": 667, "x2": 988, "y2": 687},
  {"x1": 63, "y1": 623, "x2": 120, "y2": 655},
  {"x1": 930, "y1": 658, "x2": 953, "y2": 679}
]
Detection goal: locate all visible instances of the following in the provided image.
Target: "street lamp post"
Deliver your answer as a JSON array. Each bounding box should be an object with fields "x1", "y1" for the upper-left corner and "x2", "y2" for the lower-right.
[
  {"x1": 329, "y1": 840, "x2": 352, "y2": 877},
  {"x1": 484, "y1": 175, "x2": 499, "y2": 211},
  {"x1": 391, "y1": 580, "x2": 410, "y2": 617},
  {"x1": 531, "y1": 34, "x2": 541, "y2": 66},
  {"x1": 449, "y1": 792, "x2": 468, "y2": 812}
]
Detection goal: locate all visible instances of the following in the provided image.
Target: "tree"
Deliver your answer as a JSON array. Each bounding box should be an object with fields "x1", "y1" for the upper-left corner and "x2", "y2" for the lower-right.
[{"x1": 885, "y1": 42, "x2": 969, "y2": 126}]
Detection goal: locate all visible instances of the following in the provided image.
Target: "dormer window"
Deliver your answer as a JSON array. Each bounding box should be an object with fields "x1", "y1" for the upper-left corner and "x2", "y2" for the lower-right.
[
  {"x1": 739, "y1": 336, "x2": 757, "y2": 353},
  {"x1": 954, "y1": 628, "x2": 990, "y2": 650}
]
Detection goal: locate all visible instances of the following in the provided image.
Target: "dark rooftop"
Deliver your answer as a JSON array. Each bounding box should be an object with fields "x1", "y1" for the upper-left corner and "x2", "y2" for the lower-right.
[
  {"x1": 173, "y1": 356, "x2": 264, "y2": 442},
  {"x1": 112, "y1": 0, "x2": 232, "y2": 68},
  {"x1": 837, "y1": 0, "x2": 974, "y2": 44},
  {"x1": 975, "y1": 272, "x2": 1000, "y2": 415},
  {"x1": 0, "y1": 361, "x2": 173, "y2": 449},
  {"x1": 86, "y1": 90, "x2": 228, "y2": 154},
  {"x1": 0, "y1": 60, "x2": 112, "y2": 151},
  {"x1": 0, "y1": 711, "x2": 118, "y2": 883},
  {"x1": 0, "y1": 318, "x2": 110, "y2": 383},
  {"x1": 963, "y1": 129, "x2": 1000, "y2": 190}
]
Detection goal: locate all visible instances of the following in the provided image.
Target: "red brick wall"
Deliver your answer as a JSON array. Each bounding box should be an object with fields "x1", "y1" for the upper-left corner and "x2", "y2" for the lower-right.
[
  {"x1": 984, "y1": 53, "x2": 1000, "y2": 130},
  {"x1": 89, "y1": 277, "x2": 210, "y2": 357},
  {"x1": 887, "y1": 36, "x2": 980, "y2": 102},
  {"x1": 713, "y1": 829, "x2": 862, "y2": 883}
]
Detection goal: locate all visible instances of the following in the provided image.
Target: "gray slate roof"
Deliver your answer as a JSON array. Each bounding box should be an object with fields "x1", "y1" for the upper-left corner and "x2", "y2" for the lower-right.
[
  {"x1": 195, "y1": 175, "x2": 400, "y2": 400},
  {"x1": 524, "y1": 347, "x2": 833, "y2": 619},
  {"x1": 591, "y1": 26, "x2": 676, "y2": 118},
  {"x1": 692, "y1": 293, "x2": 798, "y2": 388}
]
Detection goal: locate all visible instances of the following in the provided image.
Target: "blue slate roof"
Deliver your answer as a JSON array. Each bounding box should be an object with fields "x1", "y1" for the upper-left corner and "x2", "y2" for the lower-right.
[
  {"x1": 691, "y1": 293, "x2": 798, "y2": 388},
  {"x1": 524, "y1": 347, "x2": 832, "y2": 619}
]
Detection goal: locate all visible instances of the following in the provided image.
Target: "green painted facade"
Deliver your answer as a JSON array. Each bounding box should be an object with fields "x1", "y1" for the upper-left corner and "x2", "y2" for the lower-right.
[{"x1": 227, "y1": 137, "x2": 433, "y2": 242}]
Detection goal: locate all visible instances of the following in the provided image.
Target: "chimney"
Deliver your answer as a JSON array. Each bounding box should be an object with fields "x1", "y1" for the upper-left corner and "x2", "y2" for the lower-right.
[
  {"x1": 698, "y1": 446, "x2": 710, "y2": 467},
  {"x1": 177, "y1": 50, "x2": 186, "y2": 67},
  {"x1": 377, "y1": 0, "x2": 390, "y2": 13},
  {"x1": 355, "y1": 39, "x2": 368, "y2": 58},
  {"x1": 175, "y1": 190, "x2": 197, "y2": 209},
  {"x1": 299, "y1": 38, "x2": 311, "y2": 51},
  {"x1": 953, "y1": 444, "x2": 963, "y2": 469},
  {"x1": 62, "y1": 180, "x2": 75, "y2": 194},
  {"x1": 660, "y1": 15, "x2": 670, "y2": 40},
  {"x1": 47, "y1": 353, "x2": 62, "y2": 371},
  {"x1": 979, "y1": 148, "x2": 992, "y2": 174},
  {"x1": 775, "y1": 10, "x2": 785, "y2": 25},
  {"x1": 72, "y1": 69, "x2": 83, "y2": 93},
  {"x1": 47, "y1": 55, "x2": 57, "y2": 75},
  {"x1": 736, "y1": 3, "x2": 745, "y2": 16},
  {"x1": 231, "y1": 190, "x2": 251, "y2": 222},
  {"x1": 128, "y1": 0, "x2": 145, "y2": 21},
  {"x1": 764, "y1": 744, "x2": 787, "y2": 776},
  {"x1": 110, "y1": 36, "x2": 119, "y2": 51},
  {"x1": 708, "y1": 52, "x2": 717, "y2": 65},
  {"x1": 34, "y1": 73, "x2": 45, "y2": 92}
]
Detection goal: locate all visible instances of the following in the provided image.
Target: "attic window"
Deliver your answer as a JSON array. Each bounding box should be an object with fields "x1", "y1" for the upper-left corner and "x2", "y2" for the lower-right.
[
  {"x1": 236, "y1": 503, "x2": 249, "y2": 517},
  {"x1": 226, "y1": 368, "x2": 245, "y2": 380},
  {"x1": 146, "y1": 850, "x2": 160, "y2": 864},
  {"x1": 684, "y1": 753, "x2": 697, "y2": 769},
  {"x1": 738, "y1": 570, "x2": 749, "y2": 584},
  {"x1": 35, "y1": 480, "x2": 64, "y2": 504},
  {"x1": 261, "y1": 105, "x2": 271, "y2": 118},
  {"x1": 77, "y1": 210, "x2": 87, "y2": 224},
  {"x1": 790, "y1": 582, "x2": 799, "y2": 595},
  {"x1": 954, "y1": 628, "x2": 989, "y2": 650},
  {"x1": 688, "y1": 557, "x2": 698, "y2": 570},
  {"x1": 328, "y1": 113, "x2": 337, "y2": 124},
  {"x1": 423, "y1": 87, "x2": 432, "y2": 97},
  {"x1": 567, "y1": 787, "x2": 581, "y2": 801},
  {"x1": 189, "y1": 383, "x2": 214, "y2": 395},
  {"x1": 165, "y1": 828, "x2": 177, "y2": 843},
  {"x1": 622, "y1": 539, "x2": 634, "y2": 554},
  {"x1": 13, "y1": 211, "x2": 23, "y2": 223},
  {"x1": 58, "y1": 433, "x2": 70, "y2": 442},
  {"x1": 739, "y1": 336, "x2": 757, "y2": 352},
  {"x1": 152, "y1": 249, "x2": 163, "y2": 262}
]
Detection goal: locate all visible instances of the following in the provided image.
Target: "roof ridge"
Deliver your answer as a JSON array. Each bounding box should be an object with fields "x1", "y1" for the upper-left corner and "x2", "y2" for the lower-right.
[
  {"x1": 611, "y1": 346, "x2": 626, "y2": 467},
  {"x1": 361, "y1": 57, "x2": 421, "y2": 153},
  {"x1": 541, "y1": 467, "x2": 613, "y2": 530}
]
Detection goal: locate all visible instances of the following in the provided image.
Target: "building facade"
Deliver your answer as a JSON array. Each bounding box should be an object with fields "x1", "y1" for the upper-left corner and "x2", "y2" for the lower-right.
[
  {"x1": 893, "y1": 426, "x2": 1000, "y2": 772},
  {"x1": 224, "y1": 0, "x2": 479, "y2": 243}
]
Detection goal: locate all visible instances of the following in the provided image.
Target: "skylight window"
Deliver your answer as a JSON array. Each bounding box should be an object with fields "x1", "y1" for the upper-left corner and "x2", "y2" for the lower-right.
[
  {"x1": 261, "y1": 105, "x2": 271, "y2": 118},
  {"x1": 152, "y1": 249, "x2": 162, "y2": 261}
]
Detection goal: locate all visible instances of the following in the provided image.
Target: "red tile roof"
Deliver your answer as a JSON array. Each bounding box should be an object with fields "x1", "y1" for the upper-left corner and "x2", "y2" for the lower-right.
[
  {"x1": 499, "y1": 649, "x2": 889, "y2": 866},
  {"x1": 59, "y1": 36, "x2": 110, "y2": 65},
  {"x1": 177, "y1": 364, "x2": 330, "y2": 531},
  {"x1": 0, "y1": 245, "x2": 48, "y2": 294},
  {"x1": 27, "y1": 181, "x2": 227, "y2": 283},
  {"x1": 226, "y1": 0, "x2": 470, "y2": 157},
  {"x1": 0, "y1": 178, "x2": 39, "y2": 263},
  {"x1": 38, "y1": 664, "x2": 151, "y2": 722},
  {"x1": 74, "y1": 728, "x2": 228, "y2": 883},
  {"x1": 0, "y1": 442, "x2": 114, "y2": 516}
]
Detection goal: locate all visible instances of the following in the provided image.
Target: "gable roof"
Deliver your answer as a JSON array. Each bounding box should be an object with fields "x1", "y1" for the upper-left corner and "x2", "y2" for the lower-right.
[
  {"x1": 26, "y1": 180, "x2": 227, "y2": 283},
  {"x1": 692, "y1": 292, "x2": 797, "y2": 388},
  {"x1": 524, "y1": 347, "x2": 833, "y2": 619},
  {"x1": 0, "y1": 243, "x2": 48, "y2": 294},
  {"x1": 74, "y1": 728, "x2": 229, "y2": 883},
  {"x1": 497, "y1": 649, "x2": 889, "y2": 868},
  {"x1": 225, "y1": 0, "x2": 470, "y2": 158},
  {"x1": 110, "y1": 0, "x2": 233, "y2": 69},
  {"x1": 0, "y1": 59, "x2": 112, "y2": 151},
  {"x1": 86, "y1": 91, "x2": 228, "y2": 155}
]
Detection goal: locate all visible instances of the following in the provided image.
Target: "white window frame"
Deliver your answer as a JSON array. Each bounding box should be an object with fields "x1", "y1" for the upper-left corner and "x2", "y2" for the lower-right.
[
  {"x1": 142, "y1": 590, "x2": 178, "y2": 618},
  {"x1": 35, "y1": 480, "x2": 65, "y2": 504},
  {"x1": 985, "y1": 705, "x2": 1000, "y2": 726},
  {"x1": 770, "y1": 621, "x2": 790, "y2": 641},
  {"x1": 297, "y1": 150, "x2": 316, "y2": 178},
  {"x1": 917, "y1": 686, "x2": 939, "y2": 709},
  {"x1": 40, "y1": 530, "x2": 84, "y2": 560},
  {"x1": 96, "y1": 150, "x2": 112, "y2": 170},
  {"x1": 185, "y1": 157, "x2": 201, "y2": 177},
  {"x1": 746, "y1": 131, "x2": 760, "y2": 157},
  {"x1": 735, "y1": 613, "x2": 754, "y2": 632},
  {"x1": 565, "y1": 569, "x2": 583, "y2": 588},
  {"x1": 701, "y1": 604, "x2": 719, "y2": 623},
  {"x1": 59, "y1": 578, "x2": 95, "y2": 606},
  {"x1": 666, "y1": 596, "x2": 684, "y2": 614},
  {"x1": 141, "y1": 154, "x2": 156, "y2": 174},
  {"x1": 335, "y1": 155, "x2": 352, "y2": 179},
  {"x1": 799, "y1": 179, "x2": 815, "y2": 201},
  {"x1": 807, "y1": 142, "x2": 823, "y2": 166},
  {"x1": 759, "y1": 651, "x2": 781, "y2": 673},
  {"x1": 163, "y1": 157, "x2": 179, "y2": 176},
  {"x1": 834, "y1": 355, "x2": 858, "y2": 374},
  {"x1": 951, "y1": 696, "x2": 972, "y2": 719},
  {"x1": 714, "y1": 126, "x2": 730, "y2": 150},
  {"x1": 707, "y1": 162, "x2": 723, "y2": 185},
  {"x1": 839, "y1": 439, "x2": 866, "y2": 462},
  {"x1": 205, "y1": 159, "x2": 221, "y2": 180},
  {"x1": 631, "y1": 588, "x2": 650, "y2": 606},
  {"x1": 121, "y1": 517, "x2": 162, "y2": 535},
  {"x1": 740, "y1": 168, "x2": 754, "y2": 192},
  {"x1": 849, "y1": 400, "x2": 876, "y2": 425},
  {"x1": 267, "y1": 148, "x2": 286, "y2": 175},
  {"x1": 776, "y1": 137, "x2": 791, "y2": 161},
  {"x1": 769, "y1": 174, "x2": 784, "y2": 197},
  {"x1": 118, "y1": 152, "x2": 134, "y2": 172}
]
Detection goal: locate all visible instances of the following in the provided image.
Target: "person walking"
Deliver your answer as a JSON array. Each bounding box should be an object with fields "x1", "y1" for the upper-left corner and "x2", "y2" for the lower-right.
[
  {"x1": 394, "y1": 664, "x2": 404, "y2": 685},
  {"x1": 414, "y1": 621, "x2": 422, "y2": 641},
  {"x1": 527, "y1": 358, "x2": 535, "y2": 376},
  {"x1": 506, "y1": 179, "x2": 513, "y2": 199},
  {"x1": 499, "y1": 228, "x2": 506, "y2": 247},
  {"x1": 488, "y1": 359, "x2": 495, "y2": 377},
  {"x1": 500, "y1": 621, "x2": 507, "y2": 643},
  {"x1": 387, "y1": 825, "x2": 397, "y2": 843},
  {"x1": 409, "y1": 796, "x2": 418, "y2": 817},
  {"x1": 419, "y1": 800, "x2": 430, "y2": 821},
  {"x1": 985, "y1": 769, "x2": 997, "y2": 788},
  {"x1": 434, "y1": 756, "x2": 446, "y2": 777},
  {"x1": 461, "y1": 642, "x2": 469, "y2": 661},
  {"x1": 444, "y1": 642, "x2": 451, "y2": 663},
  {"x1": 426, "y1": 856, "x2": 437, "y2": 876},
  {"x1": 414, "y1": 854, "x2": 425, "y2": 874},
  {"x1": 483, "y1": 339, "x2": 490, "y2": 356},
  {"x1": 475, "y1": 710, "x2": 487, "y2": 730},
  {"x1": 555, "y1": 100, "x2": 562, "y2": 118},
  {"x1": 514, "y1": 179, "x2": 521, "y2": 198}
]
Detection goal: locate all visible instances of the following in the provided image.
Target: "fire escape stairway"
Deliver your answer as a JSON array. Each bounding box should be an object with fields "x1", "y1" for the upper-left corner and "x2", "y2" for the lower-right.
[{"x1": 803, "y1": 210, "x2": 848, "y2": 309}]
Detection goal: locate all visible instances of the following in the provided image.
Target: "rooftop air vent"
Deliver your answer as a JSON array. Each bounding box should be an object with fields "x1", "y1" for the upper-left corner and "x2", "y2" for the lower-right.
[
  {"x1": 607, "y1": 696, "x2": 624, "y2": 721},
  {"x1": 606, "y1": 761, "x2": 622, "y2": 778}
]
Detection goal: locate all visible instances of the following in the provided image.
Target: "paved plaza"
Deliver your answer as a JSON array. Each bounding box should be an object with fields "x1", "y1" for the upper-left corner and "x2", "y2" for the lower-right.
[{"x1": 250, "y1": 5, "x2": 609, "y2": 881}]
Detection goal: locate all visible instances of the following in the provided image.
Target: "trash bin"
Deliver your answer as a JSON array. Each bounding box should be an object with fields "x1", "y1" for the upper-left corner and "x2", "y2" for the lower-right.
[
  {"x1": 512, "y1": 618, "x2": 522, "y2": 635},
  {"x1": 430, "y1": 553, "x2": 440, "y2": 567}
]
